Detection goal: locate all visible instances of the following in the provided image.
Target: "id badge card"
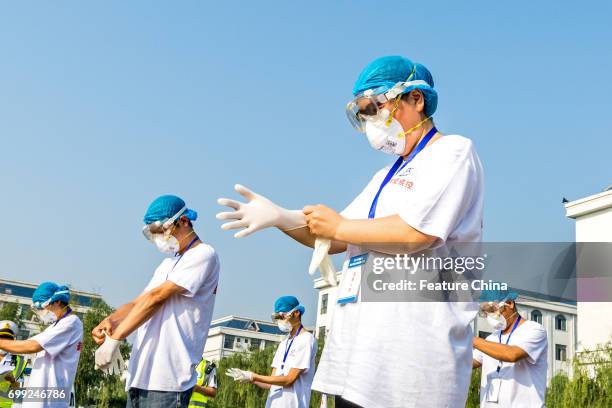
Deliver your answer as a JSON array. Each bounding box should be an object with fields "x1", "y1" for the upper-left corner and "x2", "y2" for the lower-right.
[
  {"x1": 337, "y1": 253, "x2": 368, "y2": 305},
  {"x1": 485, "y1": 375, "x2": 501, "y2": 403},
  {"x1": 269, "y1": 385, "x2": 283, "y2": 397}
]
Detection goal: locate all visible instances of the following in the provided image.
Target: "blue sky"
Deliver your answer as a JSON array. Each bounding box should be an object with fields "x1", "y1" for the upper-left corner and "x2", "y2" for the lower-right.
[{"x1": 0, "y1": 2, "x2": 610, "y2": 326}]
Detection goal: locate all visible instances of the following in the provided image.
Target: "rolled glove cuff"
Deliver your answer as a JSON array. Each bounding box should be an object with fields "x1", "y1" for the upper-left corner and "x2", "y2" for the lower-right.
[{"x1": 277, "y1": 209, "x2": 307, "y2": 231}]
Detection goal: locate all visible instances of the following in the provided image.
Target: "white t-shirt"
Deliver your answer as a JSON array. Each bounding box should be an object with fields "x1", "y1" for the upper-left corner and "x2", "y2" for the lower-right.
[
  {"x1": 266, "y1": 330, "x2": 317, "y2": 408},
  {"x1": 125, "y1": 243, "x2": 220, "y2": 392},
  {"x1": 312, "y1": 135, "x2": 484, "y2": 408},
  {"x1": 26, "y1": 313, "x2": 83, "y2": 408},
  {"x1": 473, "y1": 320, "x2": 548, "y2": 407},
  {"x1": 0, "y1": 352, "x2": 14, "y2": 376}
]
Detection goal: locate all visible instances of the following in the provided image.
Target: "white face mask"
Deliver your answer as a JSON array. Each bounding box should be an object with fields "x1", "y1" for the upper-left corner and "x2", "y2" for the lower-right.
[
  {"x1": 277, "y1": 319, "x2": 293, "y2": 333},
  {"x1": 364, "y1": 109, "x2": 407, "y2": 155},
  {"x1": 153, "y1": 233, "x2": 180, "y2": 254},
  {"x1": 486, "y1": 313, "x2": 507, "y2": 331},
  {"x1": 35, "y1": 309, "x2": 57, "y2": 325}
]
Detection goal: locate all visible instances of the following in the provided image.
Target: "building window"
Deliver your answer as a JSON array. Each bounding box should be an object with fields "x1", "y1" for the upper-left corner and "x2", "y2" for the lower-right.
[
  {"x1": 555, "y1": 315, "x2": 567, "y2": 331},
  {"x1": 531, "y1": 310, "x2": 542, "y2": 324},
  {"x1": 320, "y1": 294, "x2": 328, "y2": 315},
  {"x1": 224, "y1": 334, "x2": 236, "y2": 349},
  {"x1": 250, "y1": 338, "x2": 262, "y2": 351},
  {"x1": 319, "y1": 326, "x2": 326, "y2": 341},
  {"x1": 555, "y1": 344, "x2": 567, "y2": 361}
]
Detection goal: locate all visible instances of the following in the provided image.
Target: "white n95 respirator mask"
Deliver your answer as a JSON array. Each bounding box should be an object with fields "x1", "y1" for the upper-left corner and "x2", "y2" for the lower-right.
[
  {"x1": 35, "y1": 309, "x2": 58, "y2": 325},
  {"x1": 277, "y1": 319, "x2": 293, "y2": 333},
  {"x1": 364, "y1": 109, "x2": 406, "y2": 155},
  {"x1": 153, "y1": 234, "x2": 180, "y2": 254},
  {"x1": 487, "y1": 313, "x2": 507, "y2": 331}
]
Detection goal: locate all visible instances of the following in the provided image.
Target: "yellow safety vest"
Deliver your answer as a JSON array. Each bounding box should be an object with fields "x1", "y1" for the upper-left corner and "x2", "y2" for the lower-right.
[
  {"x1": 188, "y1": 359, "x2": 213, "y2": 408},
  {"x1": 0, "y1": 355, "x2": 27, "y2": 408}
]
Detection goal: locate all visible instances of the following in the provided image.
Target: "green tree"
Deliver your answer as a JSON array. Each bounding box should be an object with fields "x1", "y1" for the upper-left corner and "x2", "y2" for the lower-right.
[
  {"x1": 465, "y1": 366, "x2": 481, "y2": 408},
  {"x1": 73, "y1": 299, "x2": 131, "y2": 408},
  {"x1": 0, "y1": 302, "x2": 20, "y2": 324},
  {"x1": 545, "y1": 344, "x2": 612, "y2": 408},
  {"x1": 208, "y1": 334, "x2": 334, "y2": 408}
]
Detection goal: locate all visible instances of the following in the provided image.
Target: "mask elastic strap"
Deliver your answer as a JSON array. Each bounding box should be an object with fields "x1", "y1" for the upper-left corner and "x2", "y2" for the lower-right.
[{"x1": 401, "y1": 115, "x2": 432, "y2": 136}]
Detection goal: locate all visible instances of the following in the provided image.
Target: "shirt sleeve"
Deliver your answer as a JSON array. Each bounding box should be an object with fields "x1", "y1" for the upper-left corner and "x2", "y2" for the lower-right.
[
  {"x1": 513, "y1": 324, "x2": 548, "y2": 364},
  {"x1": 398, "y1": 138, "x2": 482, "y2": 242},
  {"x1": 167, "y1": 246, "x2": 218, "y2": 298},
  {"x1": 31, "y1": 318, "x2": 82, "y2": 358}
]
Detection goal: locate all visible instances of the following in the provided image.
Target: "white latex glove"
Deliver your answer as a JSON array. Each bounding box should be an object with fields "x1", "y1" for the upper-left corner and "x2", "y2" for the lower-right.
[
  {"x1": 226, "y1": 367, "x2": 253, "y2": 383},
  {"x1": 309, "y1": 239, "x2": 337, "y2": 286},
  {"x1": 217, "y1": 184, "x2": 306, "y2": 238},
  {"x1": 94, "y1": 332, "x2": 125, "y2": 375}
]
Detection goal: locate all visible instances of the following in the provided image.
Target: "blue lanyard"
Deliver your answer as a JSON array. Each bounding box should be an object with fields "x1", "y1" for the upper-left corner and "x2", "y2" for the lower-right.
[
  {"x1": 496, "y1": 315, "x2": 521, "y2": 372},
  {"x1": 281, "y1": 325, "x2": 303, "y2": 370},
  {"x1": 368, "y1": 127, "x2": 438, "y2": 219},
  {"x1": 53, "y1": 307, "x2": 72, "y2": 327}
]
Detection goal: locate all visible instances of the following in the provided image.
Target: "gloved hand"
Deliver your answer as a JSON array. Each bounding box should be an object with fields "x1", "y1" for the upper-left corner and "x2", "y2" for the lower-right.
[
  {"x1": 225, "y1": 367, "x2": 254, "y2": 383},
  {"x1": 309, "y1": 239, "x2": 337, "y2": 286},
  {"x1": 217, "y1": 184, "x2": 306, "y2": 238},
  {"x1": 94, "y1": 332, "x2": 125, "y2": 375}
]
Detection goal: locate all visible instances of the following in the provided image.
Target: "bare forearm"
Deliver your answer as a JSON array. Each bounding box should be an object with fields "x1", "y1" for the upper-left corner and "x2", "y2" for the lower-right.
[
  {"x1": 112, "y1": 295, "x2": 164, "y2": 340},
  {"x1": 251, "y1": 373, "x2": 296, "y2": 387},
  {"x1": 473, "y1": 338, "x2": 527, "y2": 363},
  {"x1": 193, "y1": 385, "x2": 217, "y2": 397},
  {"x1": 107, "y1": 301, "x2": 136, "y2": 325},
  {"x1": 253, "y1": 380, "x2": 271, "y2": 390},
  {"x1": 0, "y1": 339, "x2": 43, "y2": 354},
  {"x1": 335, "y1": 215, "x2": 436, "y2": 248},
  {"x1": 283, "y1": 226, "x2": 347, "y2": 254}
]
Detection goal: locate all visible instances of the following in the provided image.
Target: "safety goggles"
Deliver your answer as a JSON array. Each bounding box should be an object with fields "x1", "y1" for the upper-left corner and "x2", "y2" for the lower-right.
[
  {"x1": 345, "y1": 79, "x2": 428, "y2": 132},
  {"x1": 478, "y1": 301, "x2": 508, "y2": 317},
  {"x1": 271, "y1": 309, "x2": 296, "y2": 321},
  {"x1": 142, "y1": 206, "x2": 186, "y2": 241}
]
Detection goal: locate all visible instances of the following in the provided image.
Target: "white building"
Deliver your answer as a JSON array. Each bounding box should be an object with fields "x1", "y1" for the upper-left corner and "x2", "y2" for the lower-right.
[
  {"x1": 0, "y1": 278, "x2": 101, "y2": 339},
  {"x1": 565, "y1": 187, "x2": 612, "y2": 352},
  {"x1": 313, "y1": 278, "x2": 577, "y2": 381},
  {"x1": 203, "y1": 315, "x2": 286, "y2": 362}
]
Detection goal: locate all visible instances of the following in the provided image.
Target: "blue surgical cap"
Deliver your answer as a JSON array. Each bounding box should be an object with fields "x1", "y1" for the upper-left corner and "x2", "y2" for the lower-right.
[
  {"x1": 352, "y1": 56, "x2": 438, "y2": 117},
  {"x1": 274, "y1": 296, "x2": 305, "y2": 316},
  {"x1": 32, "y1": 282, "x2": 71, "y2": 308},
  {"x1": 479, "y1": 287, "x2": 519, "y2": 303},
  {"x1": 143, "y1": 195, "x2": 198, "y2": 225}
]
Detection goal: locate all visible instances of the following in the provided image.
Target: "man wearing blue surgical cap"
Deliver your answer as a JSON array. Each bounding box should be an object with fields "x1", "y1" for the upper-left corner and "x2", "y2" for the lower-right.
[
  {"x1": 0, "y1": 282, "x2": 83, "y2": 407},
  {"x1": 473, "y1": 289, "x2": 548, "y2": 407},
  {"x1": 92, "y1": 195, "x2": 220, "y2": 408},
  {"x1": 226, "y1": 296, "x2": 317, "y2": 408},
  {"x1": 218, "y1": 56, "x2": 484, "y2": 407}
]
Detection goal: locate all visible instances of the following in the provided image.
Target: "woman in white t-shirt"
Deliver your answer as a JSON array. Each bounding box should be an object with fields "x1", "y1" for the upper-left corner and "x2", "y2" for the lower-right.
[
  {"x1": 0, "y1": 282, "x2": 83, "y2": 408},
  {"x1": 218, "y1": 55, "x2": 484, "y2": 408},
  {"x1": 473, "y1": 289, "x2": 548, "y2": 407},
  {"x1": 226, "y1": 296, "x2": 317, "y2": 408}
]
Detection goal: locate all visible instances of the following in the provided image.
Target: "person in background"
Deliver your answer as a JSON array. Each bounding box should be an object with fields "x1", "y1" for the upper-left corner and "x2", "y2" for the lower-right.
[
  {"x1": 473, "y1": 289, "x2": 548, "y2": 407},
  {"x1": 226, "y1": 296, "x2": 317, "y2": 408},
  {"x1": 92, "y1": 195, "x2": 220, "y2": 408},
  {"x1": 0, "y1": 321, "x2": 27, "y2": 408},
  {"x1": 0, "y1": 283, "x2": 83, "y2": 408},
  {"x1": 187, "y1": 357, "x2": 217, "y2": 407}
]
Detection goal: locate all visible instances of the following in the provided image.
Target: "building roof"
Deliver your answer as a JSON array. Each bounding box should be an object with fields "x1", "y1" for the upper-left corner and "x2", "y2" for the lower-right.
[
  {"x1": 565, "y1": 189, "x2": 612, "y2": 218},
  {"x1": 0, "y1": 278, "x2": 101, "y2": 307},
  {"x1": 210, "y1": 315, "x2": 284, "y2": 335}
]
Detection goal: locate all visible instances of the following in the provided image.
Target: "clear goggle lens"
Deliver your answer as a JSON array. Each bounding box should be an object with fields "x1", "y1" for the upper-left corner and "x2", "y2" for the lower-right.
[{"x1": 142, "y1": 206, "x2": 186, "y2": 241}]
